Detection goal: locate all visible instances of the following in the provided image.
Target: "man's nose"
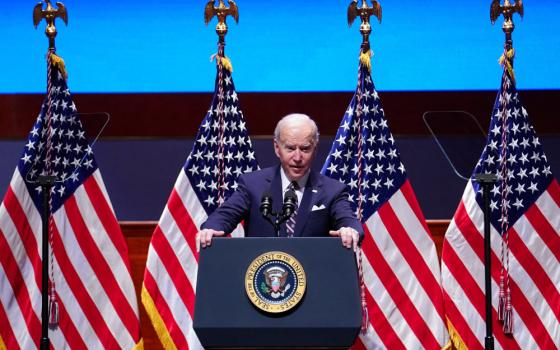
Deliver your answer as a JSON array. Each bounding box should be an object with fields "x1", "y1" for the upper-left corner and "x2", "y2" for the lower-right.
[{"x1": 293, "y1": 149, "x2": 302, "y2": 161}]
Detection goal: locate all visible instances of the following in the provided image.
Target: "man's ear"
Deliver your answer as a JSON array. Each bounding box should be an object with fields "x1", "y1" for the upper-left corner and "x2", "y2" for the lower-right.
[{"x1": 274, "y1": 140, "x2": 280, "y2": 158}]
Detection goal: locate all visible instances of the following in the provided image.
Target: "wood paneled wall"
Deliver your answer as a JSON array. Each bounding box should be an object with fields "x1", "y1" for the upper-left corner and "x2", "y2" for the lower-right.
[{"x1": 121, "y1": 220, "x2": 450, "y2": 349}]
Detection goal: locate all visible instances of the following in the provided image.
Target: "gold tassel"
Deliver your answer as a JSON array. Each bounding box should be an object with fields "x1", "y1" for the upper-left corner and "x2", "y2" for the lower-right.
[
  {"x1": 498, "y1": 48, "x2": 515, "y2": 82},
  {"x1": 210, "y1": 53, "x2": 234, "y2": 72},
  {"x1": 50, "y1": 53, "x2": 68, "y2": 80},
  {"x1": 220, "y1": 56, "x2": 233, "y2": 72},
  {"x1": 446, "y1": 318, "x2": 469, "y2": 350},
  {"x1": 359, "y1": 50, "x2": 372, "y2": 72},
  {"x1": 141, "y1": 285, "x2": 179, "y2": 350}
]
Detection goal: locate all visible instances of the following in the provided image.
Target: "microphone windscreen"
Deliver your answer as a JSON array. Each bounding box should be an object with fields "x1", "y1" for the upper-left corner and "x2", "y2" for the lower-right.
[
  {"x1": 260, "y1": 191, "x2": 273, "y2": 217},
  {"x1": 283, "y1": 190, "x2": 297, "y2": 217},
  {"x1": 284, "y1": 189, "x2": 297, "y2": 202}
]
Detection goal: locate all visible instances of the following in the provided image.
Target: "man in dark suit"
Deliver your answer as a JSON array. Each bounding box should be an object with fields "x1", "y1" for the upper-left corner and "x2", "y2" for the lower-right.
[{"x1": 197, "y1": 113, "x2": 362, "y2": 250}]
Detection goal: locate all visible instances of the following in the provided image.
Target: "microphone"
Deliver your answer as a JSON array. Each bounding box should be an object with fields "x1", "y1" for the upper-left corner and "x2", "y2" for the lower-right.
[
  {"x1": 260, "y1": 191, "x2": 273, "y2": 217},
  {"x1": 282, "y1": 189, "x2": 298, "y2": 218}
]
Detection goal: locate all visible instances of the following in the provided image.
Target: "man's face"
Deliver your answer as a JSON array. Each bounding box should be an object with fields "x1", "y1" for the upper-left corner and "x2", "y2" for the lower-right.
[{"x1": 274, "y1": 122, "x2": 317, "y2": 181}]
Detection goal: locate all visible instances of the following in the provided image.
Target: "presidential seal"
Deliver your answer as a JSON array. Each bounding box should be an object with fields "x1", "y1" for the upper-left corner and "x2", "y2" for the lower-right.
[{"x1": 245, "y1": 251, "x2": 306, "y2": 313}]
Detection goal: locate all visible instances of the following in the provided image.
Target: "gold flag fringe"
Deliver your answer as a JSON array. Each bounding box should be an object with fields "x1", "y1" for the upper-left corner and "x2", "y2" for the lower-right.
[
  {"x1": 359, "y1": 50, "x2": 372, "y2": 72},
  {"x1": 133, "y1": 338, "x2": 145, "y2": 350},
  {"x1": 498, "y1": 48, "x2": 515, "y2": 83},
  {"x1": 446, "y1": 318, "x2": 468, "y2": 350},
  {"x1": 441, "y1": 339, "x2": 453, "y2": 350},
  {"x1": 50, "y1": 53, "x2": 68, "y2": 80},
  {"x1": 141, "y1": 285, "x2": 179, "y2": 350},
  {"x1": 0, "y1": 334, "x2": 6, "y2": 350}
]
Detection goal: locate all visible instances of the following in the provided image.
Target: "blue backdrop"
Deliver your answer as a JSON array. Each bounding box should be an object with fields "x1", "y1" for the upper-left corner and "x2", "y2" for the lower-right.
[{"x1": 4, "y1": 0, "x2": 559, "y2": 93}]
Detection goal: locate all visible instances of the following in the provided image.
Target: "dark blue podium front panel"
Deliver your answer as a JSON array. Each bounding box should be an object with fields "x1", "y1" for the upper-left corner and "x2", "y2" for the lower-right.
[{"x1": 194, "y1": 237, "x2": 361, "y2": 348}]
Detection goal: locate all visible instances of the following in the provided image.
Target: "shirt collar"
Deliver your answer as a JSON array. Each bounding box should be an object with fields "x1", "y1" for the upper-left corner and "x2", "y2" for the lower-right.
[{"x1": 279, "y1": 167, "x2": 309, "y2": 193}]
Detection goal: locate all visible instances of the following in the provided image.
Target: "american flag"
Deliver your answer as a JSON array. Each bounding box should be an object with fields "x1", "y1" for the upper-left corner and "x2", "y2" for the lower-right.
[
  {"x1": 442, "y1": 69, "x2": 560, "y2": 349},
  {"x1": 0, "y1": 55, "x2": 141, "y2": 348},
  {"x1": 322, "y1": 60, "x2": 449, "y2": 349},
  {"x1": 142, "y1": 53, "x2": 259, "y2": 349}
]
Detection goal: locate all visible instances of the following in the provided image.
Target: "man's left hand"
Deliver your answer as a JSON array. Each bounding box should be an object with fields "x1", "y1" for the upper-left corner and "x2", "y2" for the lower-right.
[{"x1": 329, "y1": 227, "x2": 360, "y2": 251}]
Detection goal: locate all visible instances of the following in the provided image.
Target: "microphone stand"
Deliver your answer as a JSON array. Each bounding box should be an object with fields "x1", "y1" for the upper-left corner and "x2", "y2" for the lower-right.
[
  {"x1": 261, "y1": 209, "x2": 294, "y2": 237},
  {"x1": 260, "y1": 193, "x2": 296, "y2": 237}
]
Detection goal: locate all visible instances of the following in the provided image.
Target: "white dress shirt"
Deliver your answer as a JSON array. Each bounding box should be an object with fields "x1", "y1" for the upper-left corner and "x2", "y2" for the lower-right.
[{"x1": 279, "y1": 167, "x2": 309, "y2": 206}]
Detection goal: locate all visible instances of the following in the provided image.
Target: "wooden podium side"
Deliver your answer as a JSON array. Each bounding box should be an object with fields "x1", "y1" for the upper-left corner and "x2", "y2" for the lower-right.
[{"x1": 122, "y1": 220, "x2": 450, "y2": 349}]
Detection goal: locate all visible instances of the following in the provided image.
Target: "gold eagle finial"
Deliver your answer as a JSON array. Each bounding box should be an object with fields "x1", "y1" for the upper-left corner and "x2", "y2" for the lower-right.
[
  {"x1": 347, "y1": 0, "x2": 382, "y2": 54},
  {"x1": 33, "y1": 0, "x2": 68, "y2": 50},
  {"x1": 490, "y1": 0, "x2": 523, "y2": 25},
  {"x1": 204, "y1": 0, "x2": 239, "y2": 43},
  {"x1": 490, "y1": 0, "x2": 523, "y2": 37},
  {"x1": 348, "y1": 0, "x2": 381, "y2": 27}
]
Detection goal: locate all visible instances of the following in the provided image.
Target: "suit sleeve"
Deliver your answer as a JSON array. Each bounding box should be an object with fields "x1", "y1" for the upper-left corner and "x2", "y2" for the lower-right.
[
  {"x1": 200, "y1": 175, "x2": 251, "y2": 233},
  {"x1": 329, "y1": 187, "x2": 365, "y2": 240}
]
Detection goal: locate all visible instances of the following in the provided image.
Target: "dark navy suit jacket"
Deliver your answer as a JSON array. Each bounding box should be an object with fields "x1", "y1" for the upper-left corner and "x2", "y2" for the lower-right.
[{"x1": 201, "y1": 166, "x2": 363, "y2": 237}]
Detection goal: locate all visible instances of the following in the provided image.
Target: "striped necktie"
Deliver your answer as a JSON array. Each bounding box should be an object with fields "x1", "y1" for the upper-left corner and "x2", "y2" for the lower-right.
[{"x1": 286, "y1": 181, "x2": 299, "y2": 237}]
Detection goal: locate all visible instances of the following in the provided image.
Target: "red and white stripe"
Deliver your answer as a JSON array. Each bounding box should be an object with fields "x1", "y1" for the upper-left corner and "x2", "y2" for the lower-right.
[
  {"x1": 442, "y1": 180, "x2": 560, "y2": 349},
  {"x1": 0, "y1": 169, "x2": 141, "y2": 349},
  {"x1": 142, "y1": 169, "x2": 243, "y2": 350},
  {"x1": 355, "y1": 180, "x2": 449, "y2": 349}
]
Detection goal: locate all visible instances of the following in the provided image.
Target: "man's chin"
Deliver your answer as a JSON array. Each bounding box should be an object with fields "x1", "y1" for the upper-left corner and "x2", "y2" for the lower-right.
[{"x1": 288, "y1": 168, "x2": 306, "y2": 180}]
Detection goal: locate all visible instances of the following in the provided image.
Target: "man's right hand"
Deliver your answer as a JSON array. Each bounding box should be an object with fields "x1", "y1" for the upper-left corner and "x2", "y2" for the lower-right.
[{"x1": 196, "y1": 229, "x2": 225, "y2": 251}]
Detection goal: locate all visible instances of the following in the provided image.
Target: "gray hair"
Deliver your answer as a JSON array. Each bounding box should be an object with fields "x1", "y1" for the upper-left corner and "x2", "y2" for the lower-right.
[{"x1": 273, "y1": 113, "x2": 320, "y2": 144}]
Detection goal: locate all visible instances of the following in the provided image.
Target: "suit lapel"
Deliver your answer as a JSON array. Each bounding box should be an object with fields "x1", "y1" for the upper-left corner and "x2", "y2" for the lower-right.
[{"x1": 294, "y1": 170, "x2": 321, "y2": 237}]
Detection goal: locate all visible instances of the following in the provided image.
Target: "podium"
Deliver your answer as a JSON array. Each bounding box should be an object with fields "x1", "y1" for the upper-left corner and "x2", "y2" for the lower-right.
[{"x1": 193, "y1": 237, "x2": 361, "y2": 349}]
